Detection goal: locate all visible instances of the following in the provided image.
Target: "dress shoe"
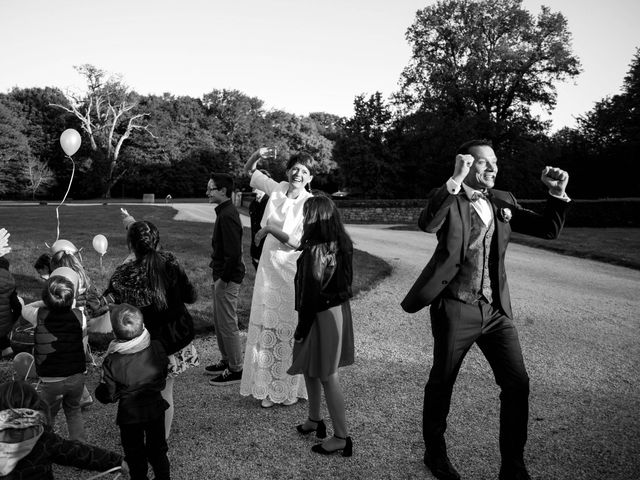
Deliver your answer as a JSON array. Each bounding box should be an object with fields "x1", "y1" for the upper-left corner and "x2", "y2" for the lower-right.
[
  {"x1": 499, "y1": 466, "x2": 531, "y2": 480},
  {"x1": 311, "y1": 435, "x2": 352, "y2": 457},
  {"x1": 296, "y1": 418, "x2": 327, "y2": 438},
  {"x1": 261, "y1": 398, "x2": 274, "y2": 408},
  {"x1": 423, "y1": 449, "x2": 460, "y2": 480}
]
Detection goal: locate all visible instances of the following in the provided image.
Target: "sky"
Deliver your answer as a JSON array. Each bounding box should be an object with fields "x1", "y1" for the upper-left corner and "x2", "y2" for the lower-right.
[{"x1": 0, "y1": 0, "x2": 638, "y2": 131}]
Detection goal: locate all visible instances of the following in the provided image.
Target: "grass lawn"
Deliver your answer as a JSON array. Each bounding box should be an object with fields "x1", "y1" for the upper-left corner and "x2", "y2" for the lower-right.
[
  {"x1": 510, "y1": 228, "x2": 640, "y2": 270},
  {"x1": 0, "y1": 203, "x2": 391, "y2": 334}
]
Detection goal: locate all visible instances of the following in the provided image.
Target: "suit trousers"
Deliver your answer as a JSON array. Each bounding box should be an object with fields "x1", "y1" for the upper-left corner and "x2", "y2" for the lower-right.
[
  {"x1": 120, "y1": 414, "x2": 170, "y2": 480},
  {"x1": 212, "y1": 279, "x2": 243, "y2": 372},
  {"x1": 423, "y1": 297, "x2": 529, "y2": 470}
]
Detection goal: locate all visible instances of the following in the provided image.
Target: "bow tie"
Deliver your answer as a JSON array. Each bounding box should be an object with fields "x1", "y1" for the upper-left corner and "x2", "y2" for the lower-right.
[{"x1": 470, "y1": 191, "x2": 488, "y2": 202}]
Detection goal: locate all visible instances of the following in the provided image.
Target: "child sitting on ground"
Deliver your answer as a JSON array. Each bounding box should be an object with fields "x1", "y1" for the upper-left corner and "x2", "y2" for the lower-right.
[
  {"x1": 96, "y1": 303, "x2": 170, "y2": 480},
  {"x1": 0, "y1": 380, "x2": 127, "y2": 479},
  {"x1": 0, "y1": 257, "x2": 22, "y2": 358},
  {"x1": 20, "y1": 269, "x2": 88, "y2": 442}
]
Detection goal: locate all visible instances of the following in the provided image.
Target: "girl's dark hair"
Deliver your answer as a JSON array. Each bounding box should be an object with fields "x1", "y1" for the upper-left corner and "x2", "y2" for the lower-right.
[
  {"x1": 300, "y1": 194, "x2": 353, "y2": 253},
  {"x1": 42, "y1": 276, "x2": 75, "y2": 311},
  {"x1": 286, "y1": 152, "x2": 317, "y2": 176},
  {"x1": 127, "y1": 220, "x2": 169, "y2": 309},
  {"x1": 0, "y1": 380, "x2": 51, "y2": 424}
]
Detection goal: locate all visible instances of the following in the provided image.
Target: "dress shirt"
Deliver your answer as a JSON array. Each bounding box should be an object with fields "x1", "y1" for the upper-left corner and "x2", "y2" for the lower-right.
[{"x1": 446, "y1": 178, "x2": 492, "y2": 226}]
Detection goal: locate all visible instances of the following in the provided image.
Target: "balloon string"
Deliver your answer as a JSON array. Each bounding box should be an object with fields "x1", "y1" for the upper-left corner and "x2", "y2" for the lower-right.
[{"x1": 55, "y1": 155, "x2": 76, "y2": 242}]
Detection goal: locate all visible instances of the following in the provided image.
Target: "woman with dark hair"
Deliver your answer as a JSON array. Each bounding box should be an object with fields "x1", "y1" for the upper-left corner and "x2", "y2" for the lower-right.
[
  {"x1": 288, "y1": 194, "x2": 355, "y2": 456},
  {"x1": 239, "y1": 148, "x2": 315, "y2": 408},
  {"x1": 104, "y1": 220, "x2": 198, "y2": 438},
  {"x1": 0, "y1": 380, "x2": 126, "y2": 479}
]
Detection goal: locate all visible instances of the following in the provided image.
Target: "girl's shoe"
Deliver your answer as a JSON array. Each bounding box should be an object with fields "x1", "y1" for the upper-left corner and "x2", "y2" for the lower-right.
[
  {"x1": 296, "y1": 418, "x2": 327, "y2": 439},
  {"x1": 311, "y1": 435, "x2": 353, "y2": 457},
  {"x1": 261, "y1": 398, "x2": 274, "y2": 408},
  {"x1": 282, "y1": 397, "x2": 298, "y2": 406}
]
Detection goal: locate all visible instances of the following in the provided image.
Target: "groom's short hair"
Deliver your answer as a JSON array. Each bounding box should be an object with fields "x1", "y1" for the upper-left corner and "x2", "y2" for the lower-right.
[
  {"x1": 110, "y1": 303, "x2": 144, "y2": 340},
  {"x1": 457, "y1": 139, "x2": 493, "y2": 155}
]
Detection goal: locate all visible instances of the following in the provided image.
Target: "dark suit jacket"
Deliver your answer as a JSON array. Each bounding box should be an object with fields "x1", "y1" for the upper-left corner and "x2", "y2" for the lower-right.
[{"x1": 401, "y1": 184, "x2": 569, "y2": 317}]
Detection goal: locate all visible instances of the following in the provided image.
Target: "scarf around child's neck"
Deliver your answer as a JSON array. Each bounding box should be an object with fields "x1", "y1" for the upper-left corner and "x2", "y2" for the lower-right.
[
  {"x1": 0, "y1": 408, "x2": 47, "y2": 475},
  {"x1": 106, "y1": 328, "x2": 151, "y2": 355}
]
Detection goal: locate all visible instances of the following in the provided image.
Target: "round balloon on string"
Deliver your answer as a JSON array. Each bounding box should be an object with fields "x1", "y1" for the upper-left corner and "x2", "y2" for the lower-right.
[
  {"x1": 60, "y1": 129, "x2": 81, "y2": 156},
  {"x1": 92, "y1": 234, "x2": 108, "y2": 256},
  {"x1": 14, "y1": 352, "x2": 37, "y2": 379}
]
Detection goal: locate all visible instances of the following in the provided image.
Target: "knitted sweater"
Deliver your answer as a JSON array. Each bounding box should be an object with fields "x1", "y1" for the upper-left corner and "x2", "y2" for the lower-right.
[{"x1": 104, "y1": 250, "x2": 197, "y2": 353}]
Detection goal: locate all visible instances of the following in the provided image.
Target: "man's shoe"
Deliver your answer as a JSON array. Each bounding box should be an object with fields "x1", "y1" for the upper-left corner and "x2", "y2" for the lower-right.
[
  {"x1": 208, "y1": 368, "x2": 242, "y2": 386},
  {"x1": 499, "y1": 466, "x2": 531, "y2": 480},
  {"x1": 204, "y1": 360, "x2": 228, "y2": 375},
  {"x1": 424, "y1": 449, "x2": 461, "y2": 480}
]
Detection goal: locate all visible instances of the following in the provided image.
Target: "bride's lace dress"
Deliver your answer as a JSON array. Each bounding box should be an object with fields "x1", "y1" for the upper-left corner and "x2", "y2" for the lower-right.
[{"x1": 240, "y1": 173, "x2": 309, "y2": 403}]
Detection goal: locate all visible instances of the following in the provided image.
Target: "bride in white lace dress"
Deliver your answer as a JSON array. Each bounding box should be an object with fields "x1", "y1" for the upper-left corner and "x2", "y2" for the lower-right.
[{"x1": 240, "y1": 148, "x2": 315, "y2": 407}]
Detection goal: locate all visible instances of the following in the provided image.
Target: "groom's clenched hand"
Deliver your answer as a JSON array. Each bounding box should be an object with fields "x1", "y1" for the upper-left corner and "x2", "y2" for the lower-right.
[{"x1": 541, "y1": 166, "x2": 569, "y2": 197}]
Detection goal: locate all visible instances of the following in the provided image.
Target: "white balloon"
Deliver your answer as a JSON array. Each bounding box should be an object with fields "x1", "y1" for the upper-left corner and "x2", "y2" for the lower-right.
[
  {"x1": 92, "y1": 234, "x2": 108, "y2": 256},
  {"x1": 60, "y1": 129, "x2": 81, "y2": 156}
]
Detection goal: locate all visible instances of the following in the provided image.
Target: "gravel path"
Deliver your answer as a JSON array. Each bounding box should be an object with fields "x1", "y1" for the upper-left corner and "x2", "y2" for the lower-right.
[{"x1": 170, "y1": 205, "x2": 640, "y2": 479}]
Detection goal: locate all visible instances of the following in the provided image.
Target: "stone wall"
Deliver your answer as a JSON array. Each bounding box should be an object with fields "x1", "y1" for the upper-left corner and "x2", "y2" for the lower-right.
[
  {"x1": 339, "y1": 206, "x2": 423, "y2": 224},
  {"x1": 334, "y1": 198, "x2": 640, "y2": 227}
]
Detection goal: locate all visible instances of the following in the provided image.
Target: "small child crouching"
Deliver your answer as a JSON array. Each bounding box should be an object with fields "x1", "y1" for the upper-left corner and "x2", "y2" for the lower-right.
[
  {"x1": 96, "y1": 303, "x2": 170, "y2": 480},
  {"x1": 0, "y1": 380, "x2": 126, "y2": 479}
]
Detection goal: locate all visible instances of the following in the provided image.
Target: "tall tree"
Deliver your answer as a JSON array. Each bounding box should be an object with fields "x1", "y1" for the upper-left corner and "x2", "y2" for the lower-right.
[
  {"x1": 574, "y1": 49, "x2": 640, "y2": 197},
  {"x1": 578, "y1": 49, "x2": 640, "y2": 148},
  {"x1": 6, "y1": 87, "x2": 74, "y2": 198},
  {"x1": 398, "y1": 0, "x2": 581, "y2": 132},
  {"x1": 50, "y1": 65, "x2": 156, "y2": 198},
  {"x1": 333, "y1": 93, "x2": 399, "y2": 198},
  {"x1": 0, "y1": 101, "x2": 33, "y2": 196},
  {"x1": 202, "y1": 89, "x2": 266, "y2": 173}
]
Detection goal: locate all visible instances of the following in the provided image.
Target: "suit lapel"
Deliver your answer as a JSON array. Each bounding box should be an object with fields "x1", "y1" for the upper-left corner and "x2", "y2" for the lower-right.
[
  {"x1": 457, "y1": 194, "x2": 471, "y2": 263},
  {"x1": 488, "y1": 190, "x2": 505, "y2": 255}
]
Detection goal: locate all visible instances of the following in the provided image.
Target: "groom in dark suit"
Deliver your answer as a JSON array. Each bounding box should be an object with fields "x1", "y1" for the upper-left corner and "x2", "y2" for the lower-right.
[{"x1": 401, "y1": 139, "x2": 570, "y2": 480}]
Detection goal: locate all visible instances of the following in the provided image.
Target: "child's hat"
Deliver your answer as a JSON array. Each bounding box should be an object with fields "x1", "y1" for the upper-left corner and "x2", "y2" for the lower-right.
[
  {"x1": 50, "y1": 266, "x2": 80, "y2": 293},
  {"x1": 50, "y1": 239, "x2": 78, "y2": 255}
]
